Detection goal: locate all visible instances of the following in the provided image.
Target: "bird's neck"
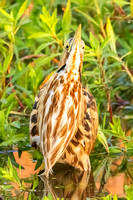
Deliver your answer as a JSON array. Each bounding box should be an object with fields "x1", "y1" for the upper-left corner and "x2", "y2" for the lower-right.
[
  {"x1": 66, "y1": 53, "x2": 81, "y2": 81},
  {"x1": 66, "y1": 68, "x2": 81, "y2": 82},
  {"x1": 58, "y1": 51, "x2": 69, "y2": 69}
]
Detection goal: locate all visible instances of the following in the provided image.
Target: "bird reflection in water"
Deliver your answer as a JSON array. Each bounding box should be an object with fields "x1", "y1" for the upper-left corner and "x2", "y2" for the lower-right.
[{"x1": 36, "y1": 163, "x2": 95, "y2": 199}]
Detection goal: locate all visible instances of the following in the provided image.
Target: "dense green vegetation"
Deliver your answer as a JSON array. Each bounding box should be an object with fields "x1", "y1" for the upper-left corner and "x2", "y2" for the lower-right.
[{"x1": 0, "y1": 0, "x2": 133, "y2": 199}]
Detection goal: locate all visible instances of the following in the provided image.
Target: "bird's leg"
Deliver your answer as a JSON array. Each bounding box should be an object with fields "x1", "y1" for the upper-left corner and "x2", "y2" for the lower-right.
[{"x1": 39, "y1": 168, "x2": 53, "y2": 178}]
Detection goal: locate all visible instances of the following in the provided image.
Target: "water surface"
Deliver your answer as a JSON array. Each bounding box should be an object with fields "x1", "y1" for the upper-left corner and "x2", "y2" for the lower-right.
[{"x1": 0, "y1": 147, "x2": 132, "y2": 199}]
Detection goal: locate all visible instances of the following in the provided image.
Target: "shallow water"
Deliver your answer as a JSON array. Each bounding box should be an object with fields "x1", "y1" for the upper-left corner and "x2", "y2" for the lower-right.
[{"x1": 0, "y1": 147, "x2": 132, "y2": 199}]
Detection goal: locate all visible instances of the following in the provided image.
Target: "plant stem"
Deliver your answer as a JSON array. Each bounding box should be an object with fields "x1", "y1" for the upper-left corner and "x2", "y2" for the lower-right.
[
  {"x1": 122, "y1": 62, "x2": 133, "y2": 83},
  {"x1": 20, "y1": 54, "x2": 44, "y2": 61},
  {"x1": 52, "y1": 33, "x2": 63, "y2": 48},
  {"x1": 99, "y1": 60, "x2": 113, "y2": 124},
  {"x1": 9, "y1": 111, "x2": 29, "y2": 116}
]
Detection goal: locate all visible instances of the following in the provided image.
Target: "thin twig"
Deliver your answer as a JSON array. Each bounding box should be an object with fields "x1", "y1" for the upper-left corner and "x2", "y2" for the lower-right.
[
  {"x1": 21, "y1": 54, "x2": 60, "y2": 64},
  {"x1": 9, "y1": 111, "x2": 29, "y2": 117},
  {"x1": 20, "y1": 54, "x2": 44, "y2": 61},
  {"x1": 122, "y1": 63, "x2": 133, "y2": 83},
  {"x1": 12, "y1": 88, "x2": 25, "y2": 108}
]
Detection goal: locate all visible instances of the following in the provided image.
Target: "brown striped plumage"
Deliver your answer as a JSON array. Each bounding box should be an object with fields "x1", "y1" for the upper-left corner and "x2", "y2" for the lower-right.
[{"x1": 29, "y1": 25, "x2": 98, "y2": 177}]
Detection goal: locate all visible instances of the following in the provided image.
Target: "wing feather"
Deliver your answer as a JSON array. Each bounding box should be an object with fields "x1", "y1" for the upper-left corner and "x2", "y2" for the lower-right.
[{"x1": 29, "y1": 87, "x2": 44, "y2": 147}]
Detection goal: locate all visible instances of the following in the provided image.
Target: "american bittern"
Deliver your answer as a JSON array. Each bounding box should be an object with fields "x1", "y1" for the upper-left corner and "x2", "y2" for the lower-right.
[{"x1": 30, "y1": 25, "x2": 98, "y2": 178}]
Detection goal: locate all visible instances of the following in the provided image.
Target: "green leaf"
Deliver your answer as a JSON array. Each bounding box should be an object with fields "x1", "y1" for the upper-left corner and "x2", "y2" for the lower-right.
[
  {"x1": 34, "y1": 53, "x2": 61, "y2": 68},
  {"x1": 109, "y1": 117, "x2": 126, "y2": 139},
  {"x1": 11, "y1": 67, "x2": 28, "y2": 83},
  {"x1": 125, "y1": 184, "x2": 133, "y2": 200},
  {"x1": 16, "y1": 1, "x2": 27, "y2": 22},
  {"x1": 89, "y1": 32, "x2": 99, "y2": 50},
  {"x1": 76, "y1": 9, "x2": 99, "y2": 27},
  {"x1": 0, "y1": 133, "x2": 25, "y2": 146},
  {"x1": 131, "y1": 0, "x2": 133, "y2": 16},
  {"x1": 35, "y1": 159, "x2": 43, "y2": 170},
  {"x1": 11, "y1": 121, "x2": 20, "y2": 128},
  {"x1": 102, "y1": 113, "x2": 107, "y2": 129},
  {"x1": 7, "y1": 157, "x2": 13, "y2": 176},
  {"x1": 32, "y1": 174, "x2": 39, "y2": 190},
  {"x1": 3, "y1": 52, "x2": 13, "y2": 73},
  {"x1": 102, "y1": 194, "x2": 113, "y2": 200},
  {"x1": 106, "y1": 17, "x2": 116, "y2": 53},
  {"x1": 12, "y1": 166, "x2": 21, "y2": 185},
  {"x1": 35, "y1": 41, "x2": 54, "y2": 54},
  {"x1": 0, "y1": 31, "x2": 9, "y2": 38},
  {"x1": 0, "y1": 8, "x2": 12, "y2": 19},
  {"x1": 1, "y1": 157, "x2": 21, "y2": 187},
  {"x1": 0, "y1": 98, "x2": 7, "y2": 104},
  {"x1": 51, "y1": 9, "x2": 59, "y2": 33},
  {"x1": 28, "y1": 192, "x2": 32, "y2": 200},
  {"x1": 40, "y1": 7, "x2": 59, "y2": 35},
  {"x1": 97, "y1": 127, "x2": 109, "y2": 153},
  {"x1": 2, "y1": 174, "x2": 13, "y2": 181},
  {"x1": 29, "y1": 32, "x2": 51, "y2": 39},
  {"x1": 0, "y1": 184, "x2": 13, "y2": 189},
  {"x1": 0, "y1": 38, "x2": 9, "y2": 46},
  {"x1": 100, "y1": 36, "x2": 110, "y2": 50},
  {"x1": 40, "y1": 7, "x2": 51, "y2": 27},
  {"x1": 109, "y1": 146, "x2": 122, "y2": 154},
  {"x1": 42, "y1": 194, "x2": 53, "y2": 200},
  {"x1": 62, "y1": 0, "x2": 71, "y2": 39},
  {"x1": 17, "y1": 17, "x2": 31, "y2": 27},
  {"x1": 15, "y1": 85, "x2": 32, "y2": 96},
  {"x1": 0, "y1": 110, "x2": 5, "y2": 136}
]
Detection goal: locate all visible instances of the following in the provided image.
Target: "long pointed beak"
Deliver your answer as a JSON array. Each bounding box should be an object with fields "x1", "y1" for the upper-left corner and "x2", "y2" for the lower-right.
[
  {"x1": 66, "y1": 24, "x2": 82, "y2": 72},
  {"x1": 71, "y1": 24, "x2": 81, "y2": 50}
]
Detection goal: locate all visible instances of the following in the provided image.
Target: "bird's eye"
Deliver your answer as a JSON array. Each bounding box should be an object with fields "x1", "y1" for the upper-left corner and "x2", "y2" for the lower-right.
[
  {"x1": 66, "y1": 45, "x2": 69, "y2": 49},
  {"x1": 82, "y1": 46, "x2": 85, "y2": 49}
]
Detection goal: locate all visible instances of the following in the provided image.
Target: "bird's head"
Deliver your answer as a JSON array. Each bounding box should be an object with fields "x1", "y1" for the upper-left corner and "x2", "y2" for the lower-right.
[{"x1": 59, "y1": 25, "x2": 85, "y2": 73}]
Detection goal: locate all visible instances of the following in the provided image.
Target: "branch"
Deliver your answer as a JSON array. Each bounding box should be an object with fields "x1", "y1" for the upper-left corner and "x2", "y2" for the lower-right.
[
  {"x1": 20, "y1": 54, "x2": 59, "y2": 64},
  {"x1": 9, "y1": 111, "x2": 29, "y2": 117},
  {"x1": 20, "y1": 54, "x2": 44, "y2": 61}
]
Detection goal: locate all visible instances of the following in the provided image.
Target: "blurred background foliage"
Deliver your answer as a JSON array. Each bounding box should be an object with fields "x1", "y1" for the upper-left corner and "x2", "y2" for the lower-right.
[
  {"x1": 0, "y1": 0, "x2": 132, "y2": 151},
  {"x1": 0, "y1": 0, "x2": 133, "y2": 199}
]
